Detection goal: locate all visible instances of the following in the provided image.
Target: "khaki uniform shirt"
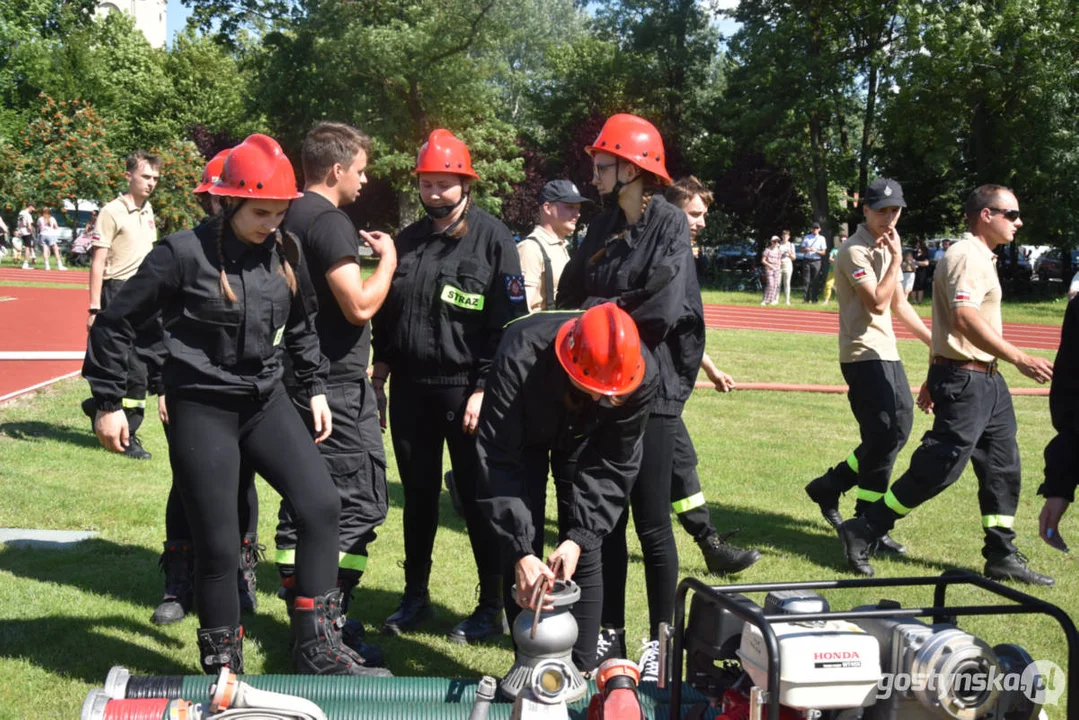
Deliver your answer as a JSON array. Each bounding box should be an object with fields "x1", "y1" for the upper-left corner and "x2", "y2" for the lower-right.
[
  {"x1": 517, "y1": 224, "x2": 570, "y2": 312},
  {"x1": 835, "y1": 224, "x2": 900, "y2": 362},
  {"x1": 932, "y1": 232, "x2": 1001, "y2": 363},
  {"x1": 93, "y1": 195, "x2": 157, "y2": 281}
]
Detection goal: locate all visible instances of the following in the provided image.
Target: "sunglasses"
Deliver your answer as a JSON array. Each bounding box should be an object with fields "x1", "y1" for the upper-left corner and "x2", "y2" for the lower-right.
[{"x1": 988, "y1": 207, "x2": 1021, "y2": 222}]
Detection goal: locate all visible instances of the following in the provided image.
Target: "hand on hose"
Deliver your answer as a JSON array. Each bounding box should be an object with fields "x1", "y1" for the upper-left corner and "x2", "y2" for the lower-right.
[
  {"x1": 547, "y1": 540, "x2": 581, "y2": 582},
  {"x1": 95, "y1": 409, "x2": 129, "y2": 453},
  {"x1": 309, "y1": 393, "x2": 333, "y2": 444},
  {"x1": 514, "y1": 554, "x2": 555, "y2": 611}
]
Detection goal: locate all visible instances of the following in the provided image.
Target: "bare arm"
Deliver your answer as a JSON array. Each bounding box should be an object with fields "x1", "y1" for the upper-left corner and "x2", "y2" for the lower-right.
[
  {"x1": 87, "y1": 247, "x2": 107, "y2": 331},
  {"x1": 891, "y1": 289, "x2": 931, "y2": 346},
  {"x1": 953, "y1": 306, "x2": 1052, "y2": 383},
  {"x1": 325, "y1": 230, "x2": 396, "y2": 326}
]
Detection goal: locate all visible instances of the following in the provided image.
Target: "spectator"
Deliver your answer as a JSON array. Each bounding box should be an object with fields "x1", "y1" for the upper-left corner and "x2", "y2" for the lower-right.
[
  {"x1": 800, "y1": 222, "x2": 827, "y2": 302},
  {"x1": 820, "y1": 233, "x2": 845, "y2": 305},
  {"x1": 931, "y1": 238, "x2": 951, "y2": 263},
  {"x1": 777, "y1": 229, "x2": 796, "y2": 304},
  {"x1": 900, "y1": 249, "x2": 916, "y2": 299},
  {"x1": 17, "y1": 203, "x2": 35, "y2": 269},
  {"x1": 36, "y1": 207, "x2": 65, "y2": 270},
  {"x1": 911, "y1": 239, "x2": 930, "y2": 303},
  {"x1": 0, "y1": 214, "x2": 9, "y2": 262},
  {"x1": 1068, "y1": 270, "x2": 1079, "y2": 301},
  {"x1": 518, "y1": 179, "x2": 590, "y2": 312},
  {"x1": 761, "y1": 235, "x2": 782, "y2": 305}
]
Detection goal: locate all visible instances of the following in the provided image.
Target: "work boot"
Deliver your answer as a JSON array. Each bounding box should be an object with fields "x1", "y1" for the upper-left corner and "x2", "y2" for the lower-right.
[
  {"x1": 292, "y1": 589, "x2": 392, "y2": 676},
  {"x1": 697, "y1": 530, "x2": 762, "y2": 575},
  {"x1": 449, "y1": 578, "x2": 507, "y2": 644},
  {"x1": 984, "y1": 551, "x2": 1055, "y2": 587},
  {"x1": 123, "y1": 433, "x2": 152, "y2": 460},
  {"x1": 805, "y1": 472, "x2": 844, "y2": 530},
  {"x1": 196, "y1": 625, "x2": 244, "y2": 675},
  {"x1": 238, "y1": 533, "x2": 264, "y2": 613},
  {"x1": 870, "y1": 534, "x2": 907, "y2": 555},
  {"x1": 81, "y1": 397, "x2": 96, "y2": 432},
  {"x1": 382, "y1": 588, "x2": 434, "y2": 636},
  {"x1": 151, "y1": 540, "x2": 194, "y2": 625},
  {"x1": 595, "y1": 627, "x2": 626, "y2": 666},
  {"x1": 338, "y1": 579, "x2": 386, "y2": 668},
  {"x1": 838, "y1": 517, "x2": 877, "y2": 577}
]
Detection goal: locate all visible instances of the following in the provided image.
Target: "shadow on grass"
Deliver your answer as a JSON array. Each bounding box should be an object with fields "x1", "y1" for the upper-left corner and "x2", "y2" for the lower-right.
[{"x1": 0, "y1": 419, "x2": 99, "y2": 449}]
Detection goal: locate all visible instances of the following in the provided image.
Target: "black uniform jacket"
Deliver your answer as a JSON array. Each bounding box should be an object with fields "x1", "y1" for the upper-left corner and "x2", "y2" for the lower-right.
[
  {"x1": 371, "y1": 205, "x2": 527, "y2": 389},
  {"x1": 476, "y1": 312, "x2": 659, "y2": 561},
  {"x1": 556, "y1": 195, "x2": 704, "y2": 416},
  {"x1": 84, "y1": 218, "x2": 328, "y2": 410},
  {"x1": 1038, "y1": 295, "x2": 1079, "y2": 501}
]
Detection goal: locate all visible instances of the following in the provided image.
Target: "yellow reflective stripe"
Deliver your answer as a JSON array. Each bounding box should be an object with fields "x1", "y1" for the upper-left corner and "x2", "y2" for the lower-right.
[
  {"x1": 884, "y1": 490, "x2": 913, "y2": 516},
  {"x1": 671, "y1": 492, "x2": 706, "y2": 514},
  {"x1": 121, "y1": 398, "x2": 146, "y2": 409},
  {"x1": 845, "y1": 452, "x2": 859, "y2": 473},
  {"x1": 274, "y1": 548, "x2": 296, "y2": 565},
  {"x1": 856, "y1": 489, "x2": 885, "y2": 502},
  {"x1": 440, "y1": 284, "x2": 484, "y2": 311},
  {"x1": 982, "y1": 515, "x2": 1015, "y2": 529},
  {"x1": 338, "y1": 552, "x2": 368, "y2": 572}
]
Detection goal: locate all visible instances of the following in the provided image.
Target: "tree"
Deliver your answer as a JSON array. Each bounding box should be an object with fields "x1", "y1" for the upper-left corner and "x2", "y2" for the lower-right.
[
  {"x1": 149, "y1": 140, "x2": 205, "y2": 236},
  {"x1": 0, "y1": 95, "x2": 120, "y2": 224}
]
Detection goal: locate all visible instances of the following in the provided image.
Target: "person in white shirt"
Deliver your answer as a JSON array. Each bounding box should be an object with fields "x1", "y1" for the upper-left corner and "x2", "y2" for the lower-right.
[{"x1": 36, "y1": 207, "x2": 65, "y2": 270}]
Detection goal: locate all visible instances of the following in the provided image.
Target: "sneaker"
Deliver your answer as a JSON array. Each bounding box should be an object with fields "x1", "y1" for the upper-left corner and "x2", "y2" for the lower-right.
[
  {"x1": 805, "y1": 473, "x2": 844, "y2": 530},
  {"x1": 984, "y1": 551, "x2": 1055, "y2": 587},
  {"x1": 448, "y1": 599, "x2": 507, "y2": 644},
  {"x1": 595, "y1": 627, "x2": 626, "y2": 666},
  {"x1": 21, "y1": 262, "x2": 29, "y2": 269},
  {"x1": 58, "y1": 263, "x2": 66, "y2": 271},
  {"x1": 838, "y1": 517, "x2": 876, "y2": 577},
  {"x1": 637, "y1": 639, "x2": 661, "y2": 684},
  {"x1": 44, "y1": 262, "x2": 50, "y2": 271},
  {"x1": 697, "y1": 530, "x2": 762, "y2": 575},
  {"x1": 123, "y1": 433, "x2": 152, "y2": 460}
]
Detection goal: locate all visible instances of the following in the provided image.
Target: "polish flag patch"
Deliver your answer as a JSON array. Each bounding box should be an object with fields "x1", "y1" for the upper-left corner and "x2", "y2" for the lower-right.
[
  {"x1": 955, "y1": 289, "x2": 971, "y2": 301},
  {"x1": 852, "y1": 267, "x2": 867, "y2": 280}
]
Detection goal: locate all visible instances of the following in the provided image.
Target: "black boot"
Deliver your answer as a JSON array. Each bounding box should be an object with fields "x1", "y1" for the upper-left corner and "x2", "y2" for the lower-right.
[
  {"x1": 984, "y1": 550, "x2": 1055, "y2": 587},
  {"x1": 381, "y1": 588, "x2": 434, "y2": 636},
  {"x1": 292, "y1": 589, "x2": 393, "y2": 676},
  {"x1": 338, "y1": 578, "x2": 386, "y2": 667},
  {"x1": 122, "y1": 433, "x2": 152, "y2": 460},
  {"x1": 595, "y1": 627, "x2": 626, "y2": 666},
  {"x1": 448, "y1": 577, "x2": 507, "y2": 645},
  {"x1": 805, "y1": 469, "x2": 848, "y2": 530},
  {"x1": 277, "y1": 564, "x2": 296, "y2": 616},
  {"x1": 697, "y1": 530, "x2": 762, "y2": 575},
  {"x1": 196, "y1": 625, "x2": 244, "y2": 674},
  {"x1": 870, "y1": 534, "x2": 908, "y2": 555},
  {"x1": 838, "y1": 517, "x2": 877, "y2": 577},
  {"x1": 238, "y1": 533, "x2": 264, "y2": 613},
  {"x1": 151, "y1": 540, "x2": 194, "y2": 625}
]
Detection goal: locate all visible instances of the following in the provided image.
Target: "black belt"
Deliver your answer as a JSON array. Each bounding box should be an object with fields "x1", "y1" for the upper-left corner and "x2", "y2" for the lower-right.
[{"x1": 932, "y1": 355, "x2": 998, "y2": 375}]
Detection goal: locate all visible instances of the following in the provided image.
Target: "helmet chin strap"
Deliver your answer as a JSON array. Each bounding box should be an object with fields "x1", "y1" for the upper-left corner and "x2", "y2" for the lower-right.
[{"x1": 603, "y1": 158, "x2": 642, "y2": 207}]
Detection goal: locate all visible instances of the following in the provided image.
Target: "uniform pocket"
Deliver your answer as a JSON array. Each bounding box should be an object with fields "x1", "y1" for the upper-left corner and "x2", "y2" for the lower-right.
[
  {"x1": 180, "y1": 299, "x2": 242, "y2": 365},
  {"x1": 438, "y1": 261, "x2": 491, "y2": 313},
  {"x1": 931, "y1": 368, "x2": 974, "y2": 404}
]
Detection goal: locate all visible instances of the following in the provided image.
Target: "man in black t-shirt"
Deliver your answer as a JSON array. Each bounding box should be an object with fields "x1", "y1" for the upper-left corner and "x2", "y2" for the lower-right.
[{"x1": 277, "y1": 122, "x2": 396, "y2": 670}]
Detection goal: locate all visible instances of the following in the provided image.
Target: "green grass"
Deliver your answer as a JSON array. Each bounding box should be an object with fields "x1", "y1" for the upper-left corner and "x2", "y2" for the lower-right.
[
  {"x1": 0, "y1": 328, "x2": 1073, "y2": 718},
  {"x1": 700, "y1": 288, "x2": 1069, "y2": 326}
]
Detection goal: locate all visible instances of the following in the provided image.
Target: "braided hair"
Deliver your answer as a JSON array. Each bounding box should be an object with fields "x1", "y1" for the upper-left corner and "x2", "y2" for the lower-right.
[{"x1": 216, "y1": 201, "x2": 297, "y2": 303}]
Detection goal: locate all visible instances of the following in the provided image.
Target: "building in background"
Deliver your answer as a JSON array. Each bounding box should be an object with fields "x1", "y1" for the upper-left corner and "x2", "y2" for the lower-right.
[{"x1": 96, "y1": 0, "x2": 167, "y2": 48}]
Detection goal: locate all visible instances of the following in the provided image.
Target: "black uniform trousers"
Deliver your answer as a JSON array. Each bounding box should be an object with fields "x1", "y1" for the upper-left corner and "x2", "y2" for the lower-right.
[
  {"x1": 499, "y1": 445, "x2": 605, "y2": 671},
  {"x1": 278, "y1": 380, "x2": 389, "y2": 580},
  {"x1": 819, "y1": 360, "x2": 914, "y2": 514},
  {"x1": 388, "y1": 377, "x2": 501, "y2": 590},
  {"x1": 167, "y1": 387, "x2": 340, "y2": 628},
  {"x1": 100, "y1": 279, "x2": 152, "y2": 433},
  {"x1": 602, "y1": 414, "x2": 680, "y2": 640},
  {"x1": 864, "y1": 364, "x2": 1021, "y2": 558},
  {"x1": 670, "y1": 417, "x2": 713, "y2": 540},
  {"x1": 803, "y1": 260, "x2": 823, "y2": 302}
]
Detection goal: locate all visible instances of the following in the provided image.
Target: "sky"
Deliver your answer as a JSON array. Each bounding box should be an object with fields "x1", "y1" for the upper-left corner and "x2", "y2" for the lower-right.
[{"x1": 165, "y1": 0, "x2": 741, "y2": 47}]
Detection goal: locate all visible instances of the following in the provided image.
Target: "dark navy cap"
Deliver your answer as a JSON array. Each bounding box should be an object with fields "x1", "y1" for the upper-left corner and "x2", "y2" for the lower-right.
[
  {"x1": 540, "y1": 179, "x2": 592, "y2": 205},
  {"x1": 864, "y1": 178, "x2": 906, "y2": 210}
]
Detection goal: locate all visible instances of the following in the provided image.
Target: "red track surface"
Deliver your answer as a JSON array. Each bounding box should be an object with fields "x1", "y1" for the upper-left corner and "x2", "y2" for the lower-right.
[{"x1": 0, "y1": 281, "x2": 1059, "y2": 403}]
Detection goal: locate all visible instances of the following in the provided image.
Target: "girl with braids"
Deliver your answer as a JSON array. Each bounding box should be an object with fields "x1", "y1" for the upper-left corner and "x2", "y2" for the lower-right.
[
  {"x1": 556, "y1": 114, "x2": 706, "y2": 680},
  {"x1": 84, "y1": 134, "x2": 388, "y2": 678},
  {"x1": 371, "y1": 129, "x2": 527, "y2": 643}
]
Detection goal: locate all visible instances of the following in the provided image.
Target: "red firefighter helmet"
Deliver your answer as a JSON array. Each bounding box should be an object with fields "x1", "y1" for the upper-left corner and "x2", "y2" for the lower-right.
[
  {"x1": 209, "y1": 134, "x2": 302, "y2": 201},
  {"x1": 585, "y1": 114, "x2": 672, "y2": 185},
  {"x1": 193, "y1": 149, "x2": 231, "y2": 195},
  {"x1": 414, "y1": 129, "x2": 480, "y2": 179},
  {"x1": 555, "y1": 303, "x2": 644, "y2": 397}
]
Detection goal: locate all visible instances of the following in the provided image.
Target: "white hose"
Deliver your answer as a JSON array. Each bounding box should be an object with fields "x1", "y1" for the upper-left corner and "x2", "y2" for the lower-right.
[{"x1": 208, "y1": 670, "x2": 328, "y2": 720}]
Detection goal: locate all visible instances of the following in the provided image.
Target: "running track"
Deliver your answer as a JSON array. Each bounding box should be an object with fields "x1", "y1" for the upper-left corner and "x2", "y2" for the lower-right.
[{"x1": 0, "y1": 269, "x2": 1060, "y2": 402}]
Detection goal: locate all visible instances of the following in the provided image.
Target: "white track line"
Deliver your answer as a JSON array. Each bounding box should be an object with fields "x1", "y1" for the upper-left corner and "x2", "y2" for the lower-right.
[
  {"x1": 0, "y1": 369, "x2": 82, "y2": 404},
  {"x1": 0, "y1": 351, "x2": 84, "y2": 360}
]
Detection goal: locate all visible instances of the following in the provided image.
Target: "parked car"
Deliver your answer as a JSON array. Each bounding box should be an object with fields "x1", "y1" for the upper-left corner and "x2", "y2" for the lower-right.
[
  {"x1": 713, "y1": 242, "x2": 758, "y2": 271},
  {"x1": 1033, "y1": 249, "x2": 1079, "y2": 281}
]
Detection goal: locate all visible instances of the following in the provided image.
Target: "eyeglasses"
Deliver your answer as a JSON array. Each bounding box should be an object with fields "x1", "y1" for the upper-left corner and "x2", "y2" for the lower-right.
[
  {"x1": 988, "y1": 207, "x2": 1021, "y2": 222},
  {"x1": 592, "y1": 162, "x2": 617, "y2": 176}
]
